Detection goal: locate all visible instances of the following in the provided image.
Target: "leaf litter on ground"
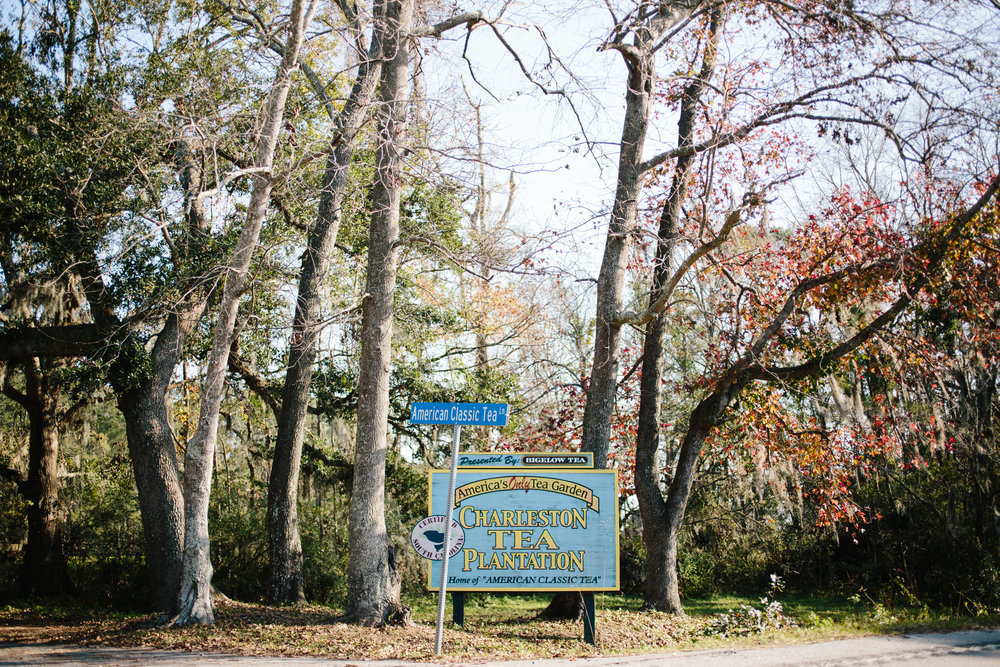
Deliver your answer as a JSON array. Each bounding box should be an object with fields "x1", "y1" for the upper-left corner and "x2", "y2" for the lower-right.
[{"x1": 2, "y1": 596, "x2": 998, "y2": 662}]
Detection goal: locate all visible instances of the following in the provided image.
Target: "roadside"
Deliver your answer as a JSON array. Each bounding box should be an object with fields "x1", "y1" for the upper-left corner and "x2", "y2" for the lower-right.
[{"x1": 2, "y1": 629, "x2": 999, "y2": 666}]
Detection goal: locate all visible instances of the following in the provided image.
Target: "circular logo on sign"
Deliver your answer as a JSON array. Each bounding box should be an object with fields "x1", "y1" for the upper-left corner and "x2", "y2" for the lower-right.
[{"x1": 410, "y1": 515, "x2": 465, "y2": 560}]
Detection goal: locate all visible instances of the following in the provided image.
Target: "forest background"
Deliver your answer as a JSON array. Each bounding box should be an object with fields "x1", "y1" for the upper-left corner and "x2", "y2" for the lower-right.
[{"x1": 1, "y1": 0, "x2": 999, "y2": 633}]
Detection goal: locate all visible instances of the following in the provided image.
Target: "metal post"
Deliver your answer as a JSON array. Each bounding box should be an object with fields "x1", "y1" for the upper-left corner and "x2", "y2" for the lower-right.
[
  {"x1": 452, "y1": 591, "x2": 465, "y2": 627},
  {"x1": 434, "y1": 423, "x2": 462, "y2": 655},
  {"x1": 583, "y1": 592, "x2": 596, "y2": 645}
]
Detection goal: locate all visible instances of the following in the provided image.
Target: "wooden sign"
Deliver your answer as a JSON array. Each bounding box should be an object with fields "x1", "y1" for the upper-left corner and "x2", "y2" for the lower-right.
[{"x1": 426, "y1": 467, "x2": 619, "y2": 592}]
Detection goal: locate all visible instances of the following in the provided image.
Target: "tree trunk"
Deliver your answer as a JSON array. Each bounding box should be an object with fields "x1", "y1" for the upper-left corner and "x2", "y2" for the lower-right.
[
  {"x1": 118, "y1": 386, "x2": 185, "y2": 611},
  {"x1": 579, "y1": 35, "x2": 653, "y2": 466},
  {"x1": 267, "y1": 34, "x2": 385, "y2": 606},
  {"x1": 19, "y1": 358, "x2": 66, "y2": 595},
  {"x1": 342, "y1": 0, "x2": 414, "y2": 627},
  {"x1": 537, "y1": 591, "x2": 585, "y2": 621},
  {"x1": 170, "y1": 0, "x2": 312, "y2": 626},
  {"x1": 634, "y1": 156, "x2": 688, "y2": 613},
  {"x1": 656, "y1": 382, "x2": 744, "y2": 610},
  {"x1": 634, "y1": 9, "x2": 723, "y2": 613},
  {"x1": 117, "y1": 308, "x2": 205, "y2": 612},
  {"x1": 543, "y1": 29, "x2": 654, "y2": 623},
  {"x1": 636, "y1": 309, "x2": 677, "y2": 611}
]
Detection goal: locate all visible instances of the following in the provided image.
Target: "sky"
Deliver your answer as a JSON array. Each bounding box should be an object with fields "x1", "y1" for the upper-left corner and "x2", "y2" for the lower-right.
[{"x1": 417, "y1": 0, "x2": 632, "y2": 279}]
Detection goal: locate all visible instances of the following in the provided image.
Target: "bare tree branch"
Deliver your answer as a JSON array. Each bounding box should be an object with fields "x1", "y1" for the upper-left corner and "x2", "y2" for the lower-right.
[
  {"x1": 227, "y1": 348, "x2": 281, "y2": 419},
  {"x1": 0, "y1": 324, "x2": 105, "y2": 361},
  {"x1": 618, "y1": 206, "x2": 745, "y2": 326},
  {"x1": 413, "y1": 11, "x2": 485, "y2": 37},
  {"x1": 395, "y1": 235, "x2": 494, "y2": 282}
]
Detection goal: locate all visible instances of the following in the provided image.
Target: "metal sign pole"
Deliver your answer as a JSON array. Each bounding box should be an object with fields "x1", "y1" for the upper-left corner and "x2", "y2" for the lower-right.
[{"x1": 434, "y1": 423, "x2": 462, "y2": 655}]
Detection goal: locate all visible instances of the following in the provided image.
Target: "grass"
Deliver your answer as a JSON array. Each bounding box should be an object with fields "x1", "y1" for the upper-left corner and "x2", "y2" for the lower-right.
[{"x1": 0, "y1": 593, "x2": 997, "y2": 663}]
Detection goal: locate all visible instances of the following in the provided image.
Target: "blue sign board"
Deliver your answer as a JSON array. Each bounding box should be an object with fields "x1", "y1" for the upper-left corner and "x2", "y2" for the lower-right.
[
  {"x1": 427, "y1": 468, "x2": 619, "y2": 592},
  {"x1": 410, "y1": 402, "x2": 508, "y2": 426}
]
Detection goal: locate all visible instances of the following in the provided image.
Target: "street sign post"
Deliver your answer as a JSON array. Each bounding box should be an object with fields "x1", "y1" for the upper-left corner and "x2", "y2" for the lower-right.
[{"x1": 408, "y1": 403, "x2": 508, "y2": 655}]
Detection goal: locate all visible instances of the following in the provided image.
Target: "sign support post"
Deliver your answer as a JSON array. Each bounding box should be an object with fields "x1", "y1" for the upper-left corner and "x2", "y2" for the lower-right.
[
  {"x1": 434, "y1": 423, "x2": 461, "y2": 655},
  {"x1": 583, "y1": 592, "x2": 596, "y2": 645},
  {"x1": 452, "y1": 591, "x2": 465, "y2": 627}
]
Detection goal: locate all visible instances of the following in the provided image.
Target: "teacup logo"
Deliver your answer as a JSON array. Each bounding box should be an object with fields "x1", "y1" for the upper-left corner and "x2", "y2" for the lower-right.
[{"x1": 410, "y1": 515, "x2": 465, "y2": 560}]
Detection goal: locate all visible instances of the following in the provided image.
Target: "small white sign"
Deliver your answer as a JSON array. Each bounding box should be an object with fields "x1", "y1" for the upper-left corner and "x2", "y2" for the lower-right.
[{"x1": 410, "y1": 515, "x2": 465, "y2": 560}]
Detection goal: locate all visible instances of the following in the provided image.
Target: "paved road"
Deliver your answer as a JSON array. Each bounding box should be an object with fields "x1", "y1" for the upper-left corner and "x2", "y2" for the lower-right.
[{"x1": 1, "y1": 629, "x2": 998, "y2": 666}]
